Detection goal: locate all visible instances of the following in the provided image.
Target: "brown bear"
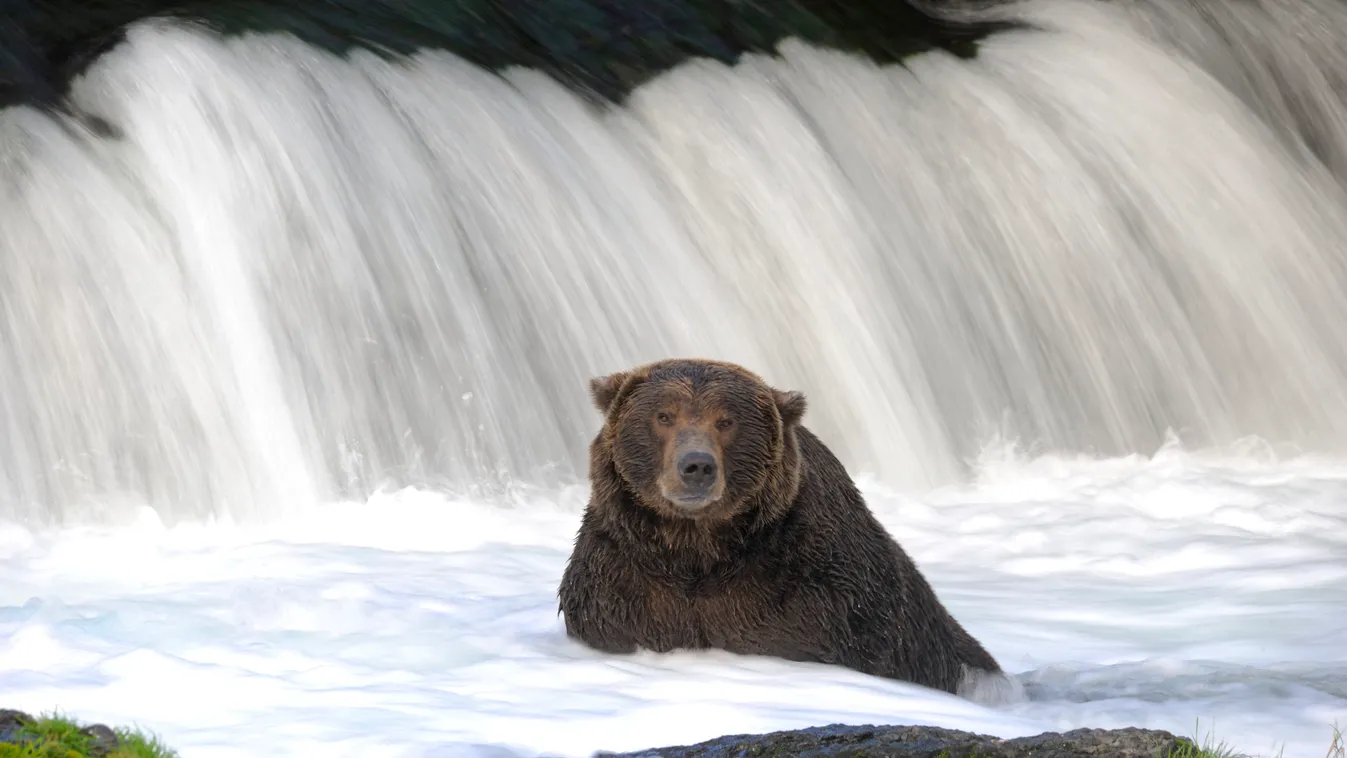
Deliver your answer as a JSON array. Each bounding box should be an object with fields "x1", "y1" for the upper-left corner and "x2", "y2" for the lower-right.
[{"x1": 556, "y1": 357, "x2": 1003, "y2": 696}]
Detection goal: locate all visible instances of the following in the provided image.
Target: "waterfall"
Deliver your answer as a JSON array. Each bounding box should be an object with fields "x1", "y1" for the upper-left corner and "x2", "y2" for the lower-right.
[{"x1": 3, "y1": 0, "x2": 1346, "y2": 524}]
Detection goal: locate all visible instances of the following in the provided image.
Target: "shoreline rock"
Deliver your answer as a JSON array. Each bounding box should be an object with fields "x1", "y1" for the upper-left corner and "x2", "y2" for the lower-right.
[{"x1": 602, "y1": 723, "x2": 1194, "y2": 758}]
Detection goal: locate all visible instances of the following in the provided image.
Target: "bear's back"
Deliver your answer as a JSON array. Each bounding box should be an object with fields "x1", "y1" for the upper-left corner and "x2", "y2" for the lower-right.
[{"x1": 714, "y1": 425, "x2": 1001, "y2": 689}]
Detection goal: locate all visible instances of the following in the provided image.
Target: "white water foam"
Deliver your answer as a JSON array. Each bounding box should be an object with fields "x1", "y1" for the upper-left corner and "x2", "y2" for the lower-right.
[{"x1": 2, "y1": 444, "x2": 1345, "y2": 757}]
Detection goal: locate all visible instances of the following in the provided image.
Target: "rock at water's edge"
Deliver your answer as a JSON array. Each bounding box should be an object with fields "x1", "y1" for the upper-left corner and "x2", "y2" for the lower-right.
[
  {"x1": 602, "y1": 722, "x2": 1193, "y2": 758},
  {"x1": 0, "y1": 709, "x2": 31, "y2": 744}
]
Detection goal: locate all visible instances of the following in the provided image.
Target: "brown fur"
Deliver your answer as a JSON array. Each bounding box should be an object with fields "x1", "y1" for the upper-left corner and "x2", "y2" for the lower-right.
[{"x1": 557, "y1": 358, "x2": 1001, "y2": 695}]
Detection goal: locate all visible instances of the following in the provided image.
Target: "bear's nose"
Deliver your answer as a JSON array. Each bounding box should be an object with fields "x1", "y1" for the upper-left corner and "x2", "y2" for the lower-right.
[{"x1": 677, "y1": 450, "x2": 718, "y2": 491}]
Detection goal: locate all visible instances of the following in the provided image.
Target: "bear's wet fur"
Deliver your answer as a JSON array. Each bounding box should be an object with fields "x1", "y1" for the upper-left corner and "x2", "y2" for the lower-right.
[{"x1": 557, "y1": 357, "x2": 1002, "y2": 696}]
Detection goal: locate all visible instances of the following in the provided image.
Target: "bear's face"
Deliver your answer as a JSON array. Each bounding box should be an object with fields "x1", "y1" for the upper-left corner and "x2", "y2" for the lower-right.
[{"x1": 589, "y1": 359, "x2": 806, "y2": 521}]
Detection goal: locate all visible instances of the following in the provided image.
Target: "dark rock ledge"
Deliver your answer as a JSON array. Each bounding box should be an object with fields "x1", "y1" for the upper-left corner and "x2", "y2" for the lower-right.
[{"x1": 601, "y1": 723, "x2": 1195, "y2": 758}]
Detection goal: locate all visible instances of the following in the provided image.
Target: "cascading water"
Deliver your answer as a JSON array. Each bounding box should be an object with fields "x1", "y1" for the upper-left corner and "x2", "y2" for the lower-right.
[{"x1": 2, "y1": 0, "x2": 1347, "y2": 527}]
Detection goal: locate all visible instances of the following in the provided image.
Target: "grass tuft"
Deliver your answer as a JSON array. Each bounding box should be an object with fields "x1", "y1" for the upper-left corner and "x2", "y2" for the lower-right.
[
  {"x1": 0, "y1": 711, "x2": 177, "y2": 758},
  {"x1": 1324, "y1": 723, "x2": 1344, "y2": 758},
  {"x1": 1171, "y1": 719, "x2": 1347, "y2": 758}
]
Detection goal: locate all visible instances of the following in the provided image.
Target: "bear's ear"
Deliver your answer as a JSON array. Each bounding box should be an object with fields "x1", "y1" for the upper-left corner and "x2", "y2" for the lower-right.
[
  {"x1": 589, "y1": 370, "x2": 636, "y2": 415},
  {"x1": 773, "y1": 389, "x2": 807, "y2": 427}
]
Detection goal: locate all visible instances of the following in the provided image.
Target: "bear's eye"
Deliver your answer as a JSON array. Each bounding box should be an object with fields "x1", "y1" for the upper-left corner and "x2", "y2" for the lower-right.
[
  {"x1": 656, "y1": 412, "x2": 674, "y2": 426},
  {"x1": 715, "y1": 418, "x2": 734, "y2": 430}
]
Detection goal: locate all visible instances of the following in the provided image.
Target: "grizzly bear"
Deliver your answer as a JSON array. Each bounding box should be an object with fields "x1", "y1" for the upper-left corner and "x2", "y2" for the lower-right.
[{"x1": 556, "y1": 358, "x2": 1003, "y2": 696}]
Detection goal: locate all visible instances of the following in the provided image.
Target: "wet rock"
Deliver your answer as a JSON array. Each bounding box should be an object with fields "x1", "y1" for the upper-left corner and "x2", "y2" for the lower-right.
[
  {"x1": 0, "y1": 709, "x2": 33, "y2": 744},
  {"x1": 604, "y1": 722, "x2": 1193, "y2": 758},
  {"x1": 81, "y1": 722, "x2": 122, "y2": 756}
]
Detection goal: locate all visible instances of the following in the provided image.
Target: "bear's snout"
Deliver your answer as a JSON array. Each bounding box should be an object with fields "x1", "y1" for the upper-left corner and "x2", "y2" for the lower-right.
[
  {"x1": 659, "y1": 429, "x2": 725, "y2": 511},
  {"x1": 677, "y1": 450, "x2": 718, "y2": 493}
]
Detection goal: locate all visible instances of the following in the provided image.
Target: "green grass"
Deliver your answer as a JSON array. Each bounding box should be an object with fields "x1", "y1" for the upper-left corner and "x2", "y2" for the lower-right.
[
  {"x1": 1171, "y1": 719, "x2": 1346, "y2": 758},
  {"x1": 0, "y1": 712, "x2": 178, "y2": 758}
]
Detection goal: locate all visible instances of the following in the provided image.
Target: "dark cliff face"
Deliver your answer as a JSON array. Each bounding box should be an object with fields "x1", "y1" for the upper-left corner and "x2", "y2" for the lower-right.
[{"x1": 1, "y1": 0, "x2": 1019, "y2": 113}]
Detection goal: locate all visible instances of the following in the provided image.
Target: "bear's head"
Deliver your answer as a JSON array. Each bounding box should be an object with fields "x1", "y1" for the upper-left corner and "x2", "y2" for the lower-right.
[{"x1": 587, "y1": 358, "x2": 807, "y2": 522}]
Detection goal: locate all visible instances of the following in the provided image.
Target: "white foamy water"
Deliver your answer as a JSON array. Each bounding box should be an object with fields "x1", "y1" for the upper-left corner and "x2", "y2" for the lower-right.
[{"x1": 2, "y1": 444, "x2": 1345, "y2": 757}]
